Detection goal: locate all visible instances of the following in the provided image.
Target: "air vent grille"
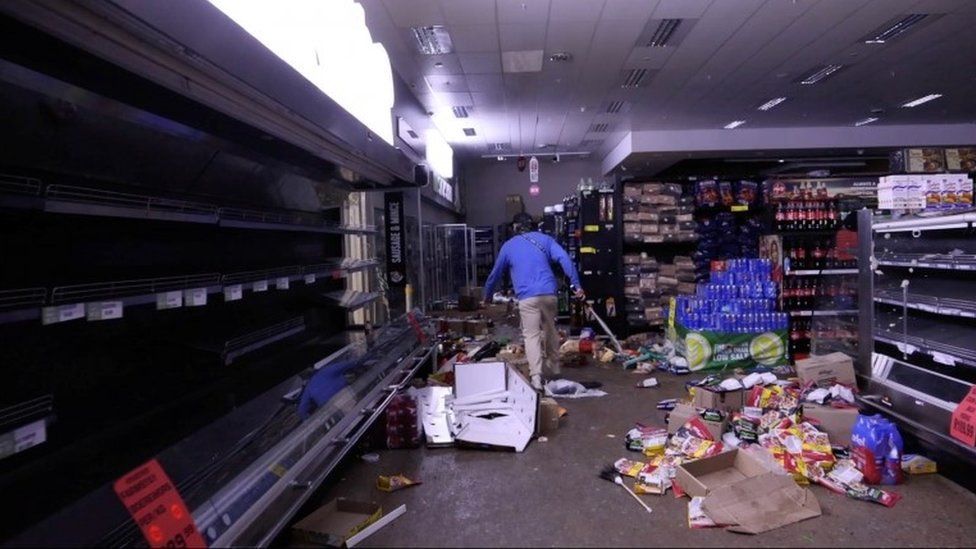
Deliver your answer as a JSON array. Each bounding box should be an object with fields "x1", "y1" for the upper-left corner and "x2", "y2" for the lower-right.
[
  {"x1": 589, "y1": 123, "x2": 610, "y2": 133},
  {"x1": 411, "y1": 25, "x2": 454, "y2": 55},
  {"x1": 606, "y1": 100, "x2": 626, "y2": 114},
  {"x1": 798, "y1": 64, "x2": 844, "y2": 85},
  {"x1": 490, "y1": 142, "x2": 511, "y2": 152},
  {"x1": 463, "y1": 128, "x2": 477, "y2": 137},
  {"x1": 621, "y1": 69, "x2": 648, "y2": 88},
  {"x1": 647, "y1": 18, "x2": 682, "y2": 47},
  {"x1": 452, "y1": 106, "x2": 470, "y2": 118}
]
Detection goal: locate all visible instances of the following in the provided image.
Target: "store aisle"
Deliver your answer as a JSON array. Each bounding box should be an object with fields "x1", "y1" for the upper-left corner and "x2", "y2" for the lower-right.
[{"x1": 301, "y1": 362, "x2": 976, "y2": 547}]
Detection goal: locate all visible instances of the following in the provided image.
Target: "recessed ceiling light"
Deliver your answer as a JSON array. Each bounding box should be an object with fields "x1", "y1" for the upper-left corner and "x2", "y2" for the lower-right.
[
  {"x1": 778, "y1": 159, "x2": 785, "y2": 163},
  {"x1": 724, "y1": 120, "x2": 746, "y2": 129},
  {"x1": 854, "y1": 117, "x2": 879, "y2": 127},
  {"x1": 901, "y1": 93, "x2": 942, "y2": 108},
  {"x1": 411, "y1": 25, "x2": 454, "y2": 55},
  {"x1": 864, "y1": 14, "x2": 929, "y2": 44},
  {"x1": 496, "y1": 156, "x2": 505, "y2": 161},
  {"x1": 434, "y1": 61, "x2": 444, "y2": 68},
  {"x1": 799, "y1": 64, "x2": 844, "y2": 85},
  {"x1": 757, "y1": 97, "x2": 787, "y2": 111},
  {"x1": 502, "y1": 50, "x2": 544, "y2": 73},
  {"x1": 549, "y1": 51, "x2": 573, "y2": 62}
]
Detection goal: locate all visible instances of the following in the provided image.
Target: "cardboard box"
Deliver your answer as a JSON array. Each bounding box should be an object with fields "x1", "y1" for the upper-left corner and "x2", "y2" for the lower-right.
[
  {"x1": 802, "y1": 403, "x2": 859, "y2": 446},
  {"x1": 675, "y1": 448, "x2": 775, "y2": 498},
  {"x1": 795, "y1": 352, "x2": 856, "y2": 387},
  {"x1": 676, "y1": 449, "x2": 821, "y2": 534},
  {"x1": 668, "y1": 403, "x2": 727, "y2": 441},
  {"x1": 692, "y1": 387, "x2": 745, "y2": 413},
  {"x1": 537, "y1": 397, "x2": 565, "y2": 435},
  {"x1": 292, "y1": 498, "x2": 382, "y2": 547}
]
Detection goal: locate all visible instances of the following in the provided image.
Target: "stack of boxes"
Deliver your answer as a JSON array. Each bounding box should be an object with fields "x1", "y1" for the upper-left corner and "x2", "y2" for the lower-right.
[
  {"x1": 622, "y1": 183, "x2": 697, "y2": 243},
  {"x1": 624, "y1": 254, "x2": 698, "y2": 327},
  {"x1": 878, "y1": 173, "x2": 974, "y2": 211}
]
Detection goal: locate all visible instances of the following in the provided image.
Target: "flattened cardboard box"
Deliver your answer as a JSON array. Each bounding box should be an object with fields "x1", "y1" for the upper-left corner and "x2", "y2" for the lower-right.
[
  {"x1": 676, "y1": 449, "x2": 821, "y2": 534},
  {"x1": 292, "y1": 498, "x2": 382, "y2": 547},
  {"x1": 795, "y1": 352, "x2": 856, "y2": 387}
]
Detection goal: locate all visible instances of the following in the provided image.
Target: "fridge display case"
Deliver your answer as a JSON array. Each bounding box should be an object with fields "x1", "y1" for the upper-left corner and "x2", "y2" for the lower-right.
[{"x1": 857, "y1": 209, "x2": 976, "y2": 463}]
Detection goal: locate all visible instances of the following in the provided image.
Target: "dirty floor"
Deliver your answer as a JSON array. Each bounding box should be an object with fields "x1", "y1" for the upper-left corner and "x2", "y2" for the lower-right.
[{"x1": 302, "y1": 327, "x2": 976, "y2": 547}]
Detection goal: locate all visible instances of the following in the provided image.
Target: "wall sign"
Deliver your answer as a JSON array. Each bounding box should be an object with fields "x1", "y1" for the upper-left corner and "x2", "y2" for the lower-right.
[
  {"x1": 384, "y1": 192, "x2": 406, "y2": 288},
  {"x1": 113, "y1": 459, "x2": 207, "y2": 548},
  {"x1": 432, "y1": 174, "x2": 454, "y2": 203},
  {"x1": 529, "y1": 184, "x2": 541, "y2": 196},
  {"x1": 529, "y1": 156, "x2": 539, "y2": 183}
]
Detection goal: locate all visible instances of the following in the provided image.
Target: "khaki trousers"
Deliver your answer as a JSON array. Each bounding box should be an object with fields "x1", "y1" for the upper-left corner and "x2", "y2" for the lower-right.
[{"x1": 518, "y1": 295, "x2": 560, "y2": 378}]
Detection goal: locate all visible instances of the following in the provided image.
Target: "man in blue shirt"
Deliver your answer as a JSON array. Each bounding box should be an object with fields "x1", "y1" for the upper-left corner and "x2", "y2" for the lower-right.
[{"x1": 484, "y1": 218, "x2": 584, "y2": 390}]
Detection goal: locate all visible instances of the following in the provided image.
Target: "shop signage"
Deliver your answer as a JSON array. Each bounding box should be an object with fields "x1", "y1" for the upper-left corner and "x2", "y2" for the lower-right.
[
  {"x1": 671, "y1": 321, "x2": 788, "y2": 371},
  {"x1": 529, "y1": 156, "x2": 539, "y2": 183},
  {"x1": 432, "y1": 174, "x2": 454, "y2": 203},
  {"x1": 384, "y1": 192, "x2": 406, "y2": 288},
  {"x1": 113, "y1": 459, "x2": 207, "y2": 548},
  {"x1": 529, "y1": 184, "x2": 540, "y2": 196}
]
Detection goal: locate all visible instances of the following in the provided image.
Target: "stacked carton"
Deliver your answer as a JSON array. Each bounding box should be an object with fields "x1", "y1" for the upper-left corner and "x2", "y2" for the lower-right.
[
  {"x1": 624, "y1": 254, "x2": 697, "y2": 326},
  {"x1": 623, "y1": 183, "x2": 697, "y2": 243}
]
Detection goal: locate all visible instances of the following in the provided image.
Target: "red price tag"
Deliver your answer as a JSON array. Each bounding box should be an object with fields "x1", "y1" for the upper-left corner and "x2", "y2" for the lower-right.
[
  {"x1": 113, "y1": 459, "x2": 208, "y2": 548},
  {"x1": 950, "y1": 386, "x2": 976, "y2": 447}
]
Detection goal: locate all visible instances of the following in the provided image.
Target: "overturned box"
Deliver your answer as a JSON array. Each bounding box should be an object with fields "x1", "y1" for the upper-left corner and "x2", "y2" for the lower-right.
[
  {"x1": 677, "y1": 448, "x2": 821, "y2": 534},
  {"x1": 291, "y1": 498, "x2": 382, "y2": 547},
  {"x1": 451, "y1": 361, "x2": 539, "y2": 452},
  {"x1": 796, "y1": 352, "x2": 856, "y2": 387}
]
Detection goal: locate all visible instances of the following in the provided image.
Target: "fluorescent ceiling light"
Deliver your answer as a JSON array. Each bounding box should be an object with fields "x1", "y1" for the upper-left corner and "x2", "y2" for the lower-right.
[
  {"x1": 901, "y1": 93, "x2": 942, "y2": 108},
  {"x1": 207, "y1": 0, "x2": 395, "y2": 145},
  {"x1": 426, "y1": 129, "x2": 454, "y2": 179},
  {"x1": 647, "y1": 19, "x2": 682, "y2": 47},
  {"x1": 412, "y1": 26, "x2": 454, "y2": 55},
  {"x1": 800, "y1": 64, "x2": 843, "y2": 85},
  {"x1": 502, "y1": 50, "x2": 544, "y2": 73},
  {"x1": 724, "y1": 120, "x2": 746, "y2": 129},
  {"x1": 864, "y1": 14, "x2": 928, "y2": 44},
  {"x1": 757, "y1": 97, "x2": 787, "y2": 111},
  {"x1": 854, "y1": 117, "x2": 879, "y2": 127}
]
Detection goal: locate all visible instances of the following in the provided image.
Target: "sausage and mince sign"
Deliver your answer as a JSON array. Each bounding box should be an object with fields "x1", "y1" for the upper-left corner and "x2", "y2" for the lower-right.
[{"x1": 384, "y1": 192, "x2": 406, "y2": 288}]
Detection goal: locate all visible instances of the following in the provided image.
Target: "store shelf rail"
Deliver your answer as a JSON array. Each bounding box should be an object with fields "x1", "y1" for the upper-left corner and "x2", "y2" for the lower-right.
[
  {"x1": 45, "y1": 184, "x2": 219, "y2": 224},
  {"x1": 50, "y1": 273, "x2": 223, "y2": 306}
]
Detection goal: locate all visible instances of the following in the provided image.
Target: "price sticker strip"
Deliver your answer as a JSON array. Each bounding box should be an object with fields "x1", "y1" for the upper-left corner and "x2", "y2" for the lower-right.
[{"x1": 113, "y1": 459, "x2": 207, "y2": 548}]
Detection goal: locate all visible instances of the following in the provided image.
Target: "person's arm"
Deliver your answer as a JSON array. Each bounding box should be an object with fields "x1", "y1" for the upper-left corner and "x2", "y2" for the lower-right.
[
  {"x1": 548, "y1": 237, "x2": 582, "y2": 290},
  {"x1": 483, "y1": 244, "x2": 510, "y2": 301}
]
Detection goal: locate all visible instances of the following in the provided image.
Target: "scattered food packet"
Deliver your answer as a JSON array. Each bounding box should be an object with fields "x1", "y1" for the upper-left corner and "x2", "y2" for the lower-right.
[
  {"x1": 614, "y1": 458, "x2": 647, "y2": 478},
  {"x1": 901, "y1": 454, "x2": 937, "y2": 474},
  {"x1": 376, "y1": 474, "x2": 422, "y2": 492},
  {"x1": 844, "y1": 482, "x2": 902, "y2": 508},
  {"x1": 636, "y1": 467, "x2": 672, "y2": 495},
  {"x1": 657, "y1": 398, "x2": 677, "y2": 410},
  {"x1": 637, "y1": 377, "x2": 659, "y2": 388},
  {"x1": 688, "y1": 497, "x2": 719, "y2": 529}
]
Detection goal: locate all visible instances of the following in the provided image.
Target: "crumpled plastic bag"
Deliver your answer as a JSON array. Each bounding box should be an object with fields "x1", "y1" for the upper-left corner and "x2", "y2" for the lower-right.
[{"x1": 544, "y1": 379, "x2": 607, "y2": 399}]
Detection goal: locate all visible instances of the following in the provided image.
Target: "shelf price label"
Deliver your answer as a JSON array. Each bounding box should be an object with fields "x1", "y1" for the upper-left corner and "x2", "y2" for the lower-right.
[
  {"x1": 224, "y1": 284, "x2": 243, "y2": 302},
  {"x1": 86, "y1": 301, "x2": 123, "y2": 321},
  {"x1": 253, "y1": 280, "x2": 268, "y2": 293},
  {"x1": 931, "y1": 352, "x2": 957, "y2": 367},
  {"x1": 156, "y1": 291, "x2": 183, "y2": 310},
  {"x1": 304, "y1": 273, "x2": 316, "y2": 285},
  {"x1": 113, "y1": 459, "x2": 207, "y2": 548},
  {"x1": 41, "y1": 303, "x2": 85, "y2": 325},
  {"x1": 275, "y1": 277, "x2": 290, "y2": 290},
  {"x1": 183, "y1": 288, "x2": 207, "y2": 307}
]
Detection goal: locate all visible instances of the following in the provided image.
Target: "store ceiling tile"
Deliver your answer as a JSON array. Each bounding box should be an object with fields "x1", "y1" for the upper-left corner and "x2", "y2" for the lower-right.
[
  {"x1": 382, "y1": 0, "x2": 445, "y2": 27},
  {"x1": 652, "y1": 0, "x2": 712, "y2": 19},
  {"x1": 471, "y1": 91, "x2": 506, "y2": 107},
  {"x1": 499, "y1": 22, "x2": 547, "y2": 51},
  {"x1": 550, "y1": 0, "x2": 607, "y2": 22},
  {"x1": 466, "y1": 73, "x2": 506, "y2": 93},
  {"x1": 623, "y1": 46, "x2": 674, "y2": 69},
  {"x1": 545, "y1": 20, "x2": 598, "y2": 55},
  {"x1": 497, "y1": 0, "x2": 551, "y2": 23},
  {"x1": 459, "y1": 52, "x2": 503, "y2": 73},
  {"x1": 432, "y1": 91, "x2": 475, "y2": 106},
  {"x1": 417, "y1": 54, "x2": 463, "y2": 74},
  {"x1": 437, "y1": 0, "x2": 497, "y2": 25},
  {"x1": 603, "y1": 0, "x2": 661, "y2": 20},
  {"x1": 424, "y1": 73, "x2": 469, "y2": 92},
  {"x1": 448, "y1": 24, "x2": 501, "y2": 52}
]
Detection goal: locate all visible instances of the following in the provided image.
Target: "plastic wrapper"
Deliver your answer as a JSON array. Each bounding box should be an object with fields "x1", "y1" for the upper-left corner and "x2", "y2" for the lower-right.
[
  {"x1": 376, "y1": 474, "x2": 422, "y2": 492},
  {"x1": 614, "y1": 458, "x2": 647, "y2": 478},
  {"x1": 635, "y1": 467, "x2": 672, "y2": 495},
  {"x1": 688, "y1": 497, "x2": 721, "y2": 528}
]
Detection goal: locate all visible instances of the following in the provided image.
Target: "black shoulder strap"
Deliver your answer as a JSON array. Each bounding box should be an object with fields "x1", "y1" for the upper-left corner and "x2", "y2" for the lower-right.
[{"x1": 519, "y1": 233, "x2": 550, "y2": 260}]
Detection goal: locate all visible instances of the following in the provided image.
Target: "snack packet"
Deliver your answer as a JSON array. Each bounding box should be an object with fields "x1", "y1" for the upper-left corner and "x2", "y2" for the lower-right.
[
  {"x1": 376, "y1": 474, "x2": 422, "y2": 492},
  {"x1": 614, "y1": 458, "x2": 646, "y2": 478}
]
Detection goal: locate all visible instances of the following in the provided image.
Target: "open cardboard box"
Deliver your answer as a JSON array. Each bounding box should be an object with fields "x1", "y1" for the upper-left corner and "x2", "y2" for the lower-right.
[
  {"x1": 291, "y1": 498, "x2": 382, "y2": 547},
  {"x1": 691, "y1": 386, "x2": 745, "y2": 413},
  {"x1": 668, "y1": 402, "x2": 727, "y2": 441},
  {"x1": 802, "y1": 403, "x2": 859, "y2": 446},
  {"x1": 676, "y1": 448, "x2": 821, "y2": 534},
  {"x1": 795, "y1": 352, "x2": 856, "y2": 387},
  {"x1": 451, "y1": 361, "x2": 538, "y2": 452}
]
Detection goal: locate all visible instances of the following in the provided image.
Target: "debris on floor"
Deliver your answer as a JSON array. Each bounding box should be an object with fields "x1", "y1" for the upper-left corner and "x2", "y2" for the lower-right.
[
  {"x1": 376, "y1": 474, "x2": 421, "y2": 492},
  {"x1": 544, "y1": 378, "x2": 607, "y2": 399}
]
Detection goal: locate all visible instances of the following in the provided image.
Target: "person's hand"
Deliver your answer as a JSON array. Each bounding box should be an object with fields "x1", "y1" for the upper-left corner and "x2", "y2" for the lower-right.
[{"x1": 573, "y1": 287, "x2": 586, "y2": 301}]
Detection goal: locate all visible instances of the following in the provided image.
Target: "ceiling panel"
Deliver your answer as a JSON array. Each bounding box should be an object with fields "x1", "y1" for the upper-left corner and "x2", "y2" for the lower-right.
[
  {"x1": 382, "y1": 0, "x2": 444, "y2": 27},
  {"x1": 416, "y1": 53, "x2": 464, "y2": 73},
  {"x1": 459, "y1": 52, "x2": 503, "y2": 73},
  {"x1": 437, "y1": 0, "x2": 497, "y2": 25},
  {"x1": 466, "y1": 73, "x2": 506, "y2": 92},
  {"x1": 433, "y1": 91, "x2": 476, "y2": 106},
  {"x1": 652, "y1": 0, "x2": 712, "y2": 19},
  {"x1": 471, "y1": 91, "x2": 506, "y2": 106},
  {"x1": 602, "y1": 0, "x2": 661, "y2": 20},
  {"x1": 449, "y1": 24, "x2": 501, "y2": 52},
  {"x1": 549, "y1": 0, "x2": 606, "y2": 21},
  {"x1": 623, "y1": 46, "x2": 674, "y2": 69},
  {"x1": 545, "y1": 19, "x2": 597, "y2": 54},
  {"x1": 499, "y1": 22, "x2": 548, "y2": 51},
  {"x1": 424, "y1": 74, "x2": 470, "y2": 93},
  {"x1": 497, "y1": 0, "x2": 551, "y2": 23}
]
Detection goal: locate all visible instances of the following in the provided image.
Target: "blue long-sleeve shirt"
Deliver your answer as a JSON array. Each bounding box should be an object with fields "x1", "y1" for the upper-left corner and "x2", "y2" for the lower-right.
[{"x1": 484, "y1": 231, "x2": 581, "y2": 300}]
